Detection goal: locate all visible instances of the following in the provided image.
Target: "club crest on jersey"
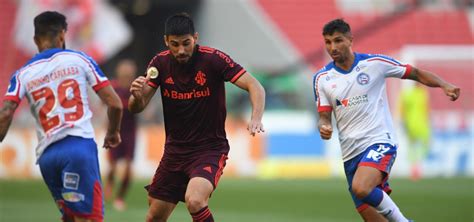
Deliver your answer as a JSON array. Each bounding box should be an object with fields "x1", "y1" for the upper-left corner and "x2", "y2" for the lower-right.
[
  {"x1": 195, "y1": 71, "x2": 207, "y2": 86},
  {"x1": 357, "y1": 73, "x2": 370, "y2": 85}
]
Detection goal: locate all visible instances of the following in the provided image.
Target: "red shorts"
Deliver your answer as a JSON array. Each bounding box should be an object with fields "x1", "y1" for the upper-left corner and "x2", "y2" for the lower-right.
[{"x1": 146, "y1": 152, "x2": 228, "y2": 204}]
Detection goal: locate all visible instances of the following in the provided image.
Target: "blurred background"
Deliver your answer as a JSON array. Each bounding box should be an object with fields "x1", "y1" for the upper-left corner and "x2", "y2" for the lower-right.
[{"x1": 0, "y1": 0, "x2": 472, "y2": 221}]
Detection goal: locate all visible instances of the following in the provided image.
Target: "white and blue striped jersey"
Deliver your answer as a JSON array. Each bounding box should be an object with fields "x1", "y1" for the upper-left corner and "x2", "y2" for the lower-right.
[
  {"x1": 4, "y1": 48, "x2": 110, "y2": 160},
  {"x1": 313, "y1": 53, "x2": 412, "y2": 161}
]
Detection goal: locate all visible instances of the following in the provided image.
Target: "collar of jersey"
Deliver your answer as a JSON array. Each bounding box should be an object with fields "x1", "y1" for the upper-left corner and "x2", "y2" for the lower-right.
[
  {"x1": 331, "y1": 52, "x2": 360, "y2": 74},
  {"x1": 25, "y1": 48, "x2": 66, "y2": 66}
]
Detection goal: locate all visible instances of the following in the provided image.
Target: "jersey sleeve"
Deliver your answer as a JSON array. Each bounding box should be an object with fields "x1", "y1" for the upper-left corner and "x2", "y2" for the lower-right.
[
  {"x1": 145, "y1": 54, "x2": 162, "y2": 89},
  {"x1": 80, "y1": 52, "x2": 110, "y2": 92},
  {"x1": 213, "y1": 49, "x2": 246, "y2": 83},
  {"x1": 313, "y1": 72, "x2": 332, "y2": 112},
  {"x1": 372, "y1": 55, "x2": 412, "y2": 79},
  {"x1": 3, "y1": 71, "x2": 25, "y2": 104}
]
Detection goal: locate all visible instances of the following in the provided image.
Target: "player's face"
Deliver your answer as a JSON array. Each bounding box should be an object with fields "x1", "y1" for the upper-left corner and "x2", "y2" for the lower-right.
[
  {"x1": 165, "y1": 33, "x2": 198, "y2": 64},
  {"x1": 324, "y1": 32, "x2": 353, "y2": 64}
]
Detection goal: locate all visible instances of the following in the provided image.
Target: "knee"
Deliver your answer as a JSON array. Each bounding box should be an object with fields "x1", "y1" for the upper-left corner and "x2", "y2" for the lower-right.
[
  {"x1": 352, "y1": 181, "x2": 372, "y2": 200},
  {"x1": 185, "y1": 195, "x2": 207, "y2": 213}
]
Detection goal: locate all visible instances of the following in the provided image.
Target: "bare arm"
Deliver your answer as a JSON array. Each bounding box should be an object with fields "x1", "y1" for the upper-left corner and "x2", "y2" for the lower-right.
[
  {"x1": 0, "y1": 101, "x2": 18, "y2": 142},
  {"x1": 96, "y1": 85, "x2": 123, "y2": 148},
  {"x1": 406, "y1": 67, "x2": 460, "y2": 101},
  {"x1": 128, "y1": 76, "x2": 157, "y2": 113},
  {"x1": 233, "y1": 72, "x2": 265, "y2": 136},
  {"x1": 318, "y1": 111, "x2": 333, "y2": 140}
]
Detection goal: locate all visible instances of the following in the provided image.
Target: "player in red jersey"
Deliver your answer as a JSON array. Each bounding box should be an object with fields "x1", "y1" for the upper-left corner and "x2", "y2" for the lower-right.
[
  {"x1": 129, "y1": 13, "x2": 265, "y2": 222},
  {"x1": 105, "y1": 59, "x2": 138, "y2": 211}
]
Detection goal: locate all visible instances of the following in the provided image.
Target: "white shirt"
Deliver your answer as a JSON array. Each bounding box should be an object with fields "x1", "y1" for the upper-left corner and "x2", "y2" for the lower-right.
[
  {"x1": 313, "y1": 53, "x2": 411, "y2": 161},
  {"x1": 4, "y1": 48, "x2": 109, "y2": 160}
]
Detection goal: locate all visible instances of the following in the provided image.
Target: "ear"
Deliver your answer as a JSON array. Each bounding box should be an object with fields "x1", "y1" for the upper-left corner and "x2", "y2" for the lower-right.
[
  {"x1": 34, "y1": 36, "x2": 41, "y2": 52},
  {"x1": 193, "y1": 32, "x2": 199, "y2": 43},
  {"x1": 59, "y1": 29, "x2": 66, "y2": 45},
  {"x1": 163, "y1": 35, "x2": 169, "y2": 47}
]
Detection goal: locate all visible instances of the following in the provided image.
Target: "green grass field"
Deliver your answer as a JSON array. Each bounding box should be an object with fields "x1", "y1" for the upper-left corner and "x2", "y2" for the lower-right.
[{"x1": 0, "y1": 178, "x2": 472, "y2": 222}]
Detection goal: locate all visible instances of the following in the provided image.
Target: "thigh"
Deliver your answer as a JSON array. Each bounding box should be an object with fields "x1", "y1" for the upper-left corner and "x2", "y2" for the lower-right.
[
  {"x1": 357, "y1": 143, "x2": 397, "y2": 194},
  {"x1": 185, "y1": 177, "x2": 214, "y2": 202},
  {"x1": 147, "y1": 164, "x2": 189, "y2": 204},
  {"x1": 147, "y1": 195, "x2": 177, "y2": 221}
]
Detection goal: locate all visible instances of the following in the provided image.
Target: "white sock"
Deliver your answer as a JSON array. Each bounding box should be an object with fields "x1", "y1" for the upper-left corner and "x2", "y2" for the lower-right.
[{"x1": 376, "y1": 191, "x2": 409, "y2": 222}]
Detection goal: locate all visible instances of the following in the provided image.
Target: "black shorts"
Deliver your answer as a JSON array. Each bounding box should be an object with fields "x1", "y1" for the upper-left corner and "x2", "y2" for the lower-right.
[{"x1": 146, "y1": 152, "x2": 228, "y2": 204}]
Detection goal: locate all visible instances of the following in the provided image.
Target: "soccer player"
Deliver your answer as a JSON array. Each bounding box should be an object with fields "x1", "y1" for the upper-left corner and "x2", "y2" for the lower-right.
[
  {"x1": 0, "y1": 11, "x2": 123, "y2": 222},
  {"x1": 128, "y1": 13, "x2": 265, "y2": 222},
  {"x1": 105, "y1": 59, "x2": 138, "y2": 211},
  {"x1": 313, "y1": 19, "x2": 460, "y2": 222}
]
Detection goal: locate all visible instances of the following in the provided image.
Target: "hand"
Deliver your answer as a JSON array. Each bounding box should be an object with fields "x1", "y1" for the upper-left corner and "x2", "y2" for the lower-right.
[
  {"x1": 103, "y1": 131, "x2": 121, "y2": 149},
  {"x1": 319, "y1": 124, "x2": 333, "y2": 140},
  {"x1": 247, "y1": 119, "x2": 264, "y2": 136},
  {"x1": 129, "y1": 76, "x2": 149, "y2": 100},
  {"x1": 442, "y1": 83, "x2": 460, "y2": 101}
]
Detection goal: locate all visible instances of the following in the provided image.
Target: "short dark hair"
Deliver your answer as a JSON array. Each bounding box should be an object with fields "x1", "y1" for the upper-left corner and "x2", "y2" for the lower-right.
[
  {"x1": 322, "y1": 18, "x2": 351, "y2": 36},
  {"x1": 165, "y1": 13, "x2": 195, "y2": 36},
  {"x1": 34, "y1": 11, "x2": 68, "y2": 38}
]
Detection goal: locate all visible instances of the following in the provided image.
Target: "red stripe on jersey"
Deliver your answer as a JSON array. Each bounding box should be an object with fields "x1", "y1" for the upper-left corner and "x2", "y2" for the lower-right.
[
  {"x1": 92, "y1": 80, "x2": 110, "y2": 92},
  {"x1": 315, "y1": 72, "x2": 331, "y2": 111},
  {"x1": 158, "y1": 50, "x2": 170, "y2": 56},
  {"x1": 357, "y1": 204, "x2": 370, "y2": 212},
  {"x1": 367, "y1": 58, "x2": 398, "y2": 66},
  {"x1": 147, "y1": 80, "x2": 158, "y2": 88},
  {"x1": 230, "y1": 69, "x2": 246, "y2": 83},
  {"x1": 198, "y1": 46, "x2": 216, "y2": 54},
  {"x1": 401, "y1": 64, "x2": 412, "y2": 79},
  {"x1": 3, "y1": 96, "x2": 20, "y2": 104},
  {"x1": 318, "y1": 106, "x2": 332, "y2": 112}
]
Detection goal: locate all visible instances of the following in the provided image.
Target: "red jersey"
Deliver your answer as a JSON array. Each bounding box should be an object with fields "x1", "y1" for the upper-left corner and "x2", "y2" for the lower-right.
[{"x1": 146, "y1": 45, "x2": 246, "y2": 157}]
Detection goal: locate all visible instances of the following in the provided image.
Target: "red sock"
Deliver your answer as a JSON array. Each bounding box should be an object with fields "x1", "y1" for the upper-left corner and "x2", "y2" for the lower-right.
[{"x1": 191, "y1": 206, "x2": 214, "y2": 222}]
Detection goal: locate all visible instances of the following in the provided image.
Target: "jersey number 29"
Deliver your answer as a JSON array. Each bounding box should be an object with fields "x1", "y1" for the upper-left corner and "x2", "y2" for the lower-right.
[{"x1": 32, "y1": 79, "x2": 84, "y2": 133}]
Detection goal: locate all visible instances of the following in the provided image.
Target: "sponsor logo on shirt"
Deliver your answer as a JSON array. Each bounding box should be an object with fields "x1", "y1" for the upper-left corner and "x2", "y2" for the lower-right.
[
  {"x1": 162, "y1": 87, "x2": 211, "y2": 100},
  {"x1": 336, "y1": 94, "x2": 368, "y2": 107}
]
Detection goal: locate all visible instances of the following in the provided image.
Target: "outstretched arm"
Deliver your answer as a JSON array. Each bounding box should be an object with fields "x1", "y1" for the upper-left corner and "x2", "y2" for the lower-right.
[
  {"x1": 405, "y1": 67, "x2": 460, "y2": 101},
  {"x1": 97, "y1": 85, "x2": 123, "y2": 149},
  {"x1": 318, "y1": 111, "x2": 333, "y2": 140},
  {"x1": 233, "y1": 72, "x2": 265, "y2": 136},
  {"x1": 0, "y1": 101, "x2": 19, "y2": 142}
]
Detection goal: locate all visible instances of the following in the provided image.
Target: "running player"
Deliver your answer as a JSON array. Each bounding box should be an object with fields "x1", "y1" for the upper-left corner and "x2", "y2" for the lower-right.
[
  {"x1": 128, "y1": 13, "x2": 265, "y2": 222},
  {"x1": 0, "y1": 11, "x2": 123, "y2": 222},
  {"x1": 314, "y1": 19, "x2": 460, "y2": 222},
  {"x1": 105, "y1": 59, "x2": 138, "y2": 211}
]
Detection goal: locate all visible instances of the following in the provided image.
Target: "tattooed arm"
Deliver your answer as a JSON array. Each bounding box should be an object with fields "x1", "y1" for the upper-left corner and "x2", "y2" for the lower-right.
[{"x1": 0, "y1": 100, "x2": 18, "y2": 142}]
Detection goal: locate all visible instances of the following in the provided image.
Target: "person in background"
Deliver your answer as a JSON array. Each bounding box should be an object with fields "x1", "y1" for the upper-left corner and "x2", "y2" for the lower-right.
[
  {"x1": 399, "y1": 82, "x2": 431, "y2": 180},
  {"x1": 105, "y1": 59, "x2": 138, "y2": 211}
]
